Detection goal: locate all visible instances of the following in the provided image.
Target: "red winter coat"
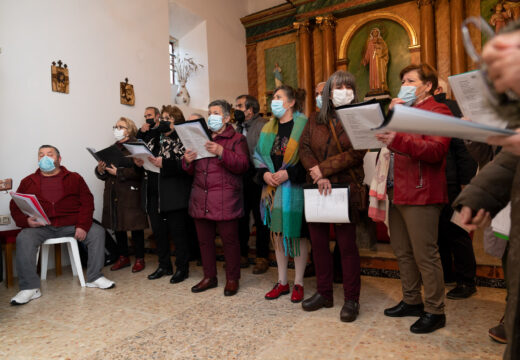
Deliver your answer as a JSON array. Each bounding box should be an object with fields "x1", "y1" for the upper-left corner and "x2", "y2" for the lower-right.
[
  {"x1": 183, "y1": 124, "x2": 249, "y2": 221},
  {"x1": 389, "y1": 96, "x2": 452, "y2": 205},
  {"x1": 10, "y1": 167, "x2": 94, "y2": 231}
]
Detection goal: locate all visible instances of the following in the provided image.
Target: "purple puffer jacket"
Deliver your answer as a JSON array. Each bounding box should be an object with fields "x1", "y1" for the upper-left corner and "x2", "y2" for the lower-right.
[{"x1": 183, "y1": 124, "x2": 249, "y2": 221}]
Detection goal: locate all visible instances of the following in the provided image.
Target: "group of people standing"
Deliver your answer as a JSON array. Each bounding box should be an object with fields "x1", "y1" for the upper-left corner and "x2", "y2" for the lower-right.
[{"x1": 9, "y1": 21, "x2": 520, "y2": 360}]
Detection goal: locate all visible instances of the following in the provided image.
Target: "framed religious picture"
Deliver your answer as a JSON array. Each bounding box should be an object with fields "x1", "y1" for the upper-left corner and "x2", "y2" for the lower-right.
[
  {"x1": 51, "y1": 60, "x2": 69, "y2": 94},
  {"x1": 120, "y1": 78, "x2": 135, "y2": 106}
]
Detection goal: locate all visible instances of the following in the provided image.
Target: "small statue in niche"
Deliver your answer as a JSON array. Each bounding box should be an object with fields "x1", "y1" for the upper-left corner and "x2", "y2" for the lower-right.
[
  {"x1": 51, "y1": 60, "x2": 69, "y2": 94},
  {"x1": 120, "y1": 78, "x2": 135, "y2": 106},
  {"x1": 273, "y1": 62, "x2": 283, "y2": 88},
  {"x1": 490, "y1": 2, "x2": 511, "y2": 33},
  {"x1": 361, "y1": 28, "x2": 389, "y2": 95}
]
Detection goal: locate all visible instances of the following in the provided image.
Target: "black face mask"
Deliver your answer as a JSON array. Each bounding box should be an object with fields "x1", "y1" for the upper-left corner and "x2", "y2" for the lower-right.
[
  {"x1": 156, "y1": 120, "x2": 171, "y2": 133},
  {"x1": 234, "y1": 109, "x2": 245, "y2": 124},
  {"x1": 146, "y1": 118, "x2": 155, "y2": 126}
]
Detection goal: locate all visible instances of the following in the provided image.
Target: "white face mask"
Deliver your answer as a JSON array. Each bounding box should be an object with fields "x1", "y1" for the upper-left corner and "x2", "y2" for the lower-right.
[
  {"x1": 332, "y1": 88, "x2": 354, "y2": 107},
  {"x1": 113, "y1": 128, "x2": 126, "y2": 141}
]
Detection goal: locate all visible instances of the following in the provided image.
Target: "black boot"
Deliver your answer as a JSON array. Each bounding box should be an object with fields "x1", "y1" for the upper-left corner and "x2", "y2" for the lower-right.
[
  {"x1": 147, "y1": 267, "x2": 173, "y2": 280},
  {"x1": 170, "y1": 269, "x2": 189, "y2": 284},
  {"x1": 384, "y1": 300, "x2": 424, "y2": 317},
  {"x1": 410, "y1": 312, "x2": 446, "y2": 334}
]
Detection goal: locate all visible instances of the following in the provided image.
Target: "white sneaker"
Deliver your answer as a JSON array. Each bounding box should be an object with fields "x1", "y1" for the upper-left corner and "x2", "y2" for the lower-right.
[
  {"x1": 86, "y1": 276, "x2": 115, "y2": 289},
  {"x1": 10, "y1": 289, "x2": 41, "y2": 305}
]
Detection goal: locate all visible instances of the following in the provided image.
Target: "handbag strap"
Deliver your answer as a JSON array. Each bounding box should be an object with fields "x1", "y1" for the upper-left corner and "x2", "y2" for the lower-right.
[{"x1": 328, "y1": 120, "x2": 360, "y2": 185}]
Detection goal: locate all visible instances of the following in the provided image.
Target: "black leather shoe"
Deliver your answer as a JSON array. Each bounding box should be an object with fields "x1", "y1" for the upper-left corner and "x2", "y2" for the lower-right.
[
  {"x1": 147, "y1": 267, "x2": 173, "y2": 280},
  {"x1": 170, "y1": 269, "x2": 189, "y2": 284},
  {"x1": 302, "y1": 292, "x2": 333, "y2": 311},
  {"x1": 410, "y1": 312, "x2": 446, "y2": 334},
  {"x1": 191, "y1": 277, "x2": 218, "y2": 293},
  {"x1": 340, "y1": 300, "x2": 360, "y2": 322},
  {"x1": 446, "y1": 284, "x2": 476, "y2": 300},
  {"x1": 384, "y1": 300, "x2": 424, "y2": 317}
]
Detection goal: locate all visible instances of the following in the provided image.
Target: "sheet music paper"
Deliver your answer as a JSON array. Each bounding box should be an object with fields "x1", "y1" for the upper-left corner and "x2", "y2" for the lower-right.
[
  {"x1": 10, "y1": 192, "x2": 50, "y2": 225},
  {"x1": 380, "y1": 105, "x2": 516, "y2": 142},
  {"x1": 304, "y1": 187, "x2": 350, "y2": 223},
  {"x1": 449, "y1": 70, "x2": 508, "y2": 128},
  {"x1": 336, "y1": 102, "x2": 386, "y2": 150},
  {"x1": 492, "y1": 202, "x2": 511, "y2": 237},
  {"x1": 175, "y1": 121, "x2": 216, "y2": 160},
  {"x1": 122, "y1": 143, "x2": 160, "y2": 173}
]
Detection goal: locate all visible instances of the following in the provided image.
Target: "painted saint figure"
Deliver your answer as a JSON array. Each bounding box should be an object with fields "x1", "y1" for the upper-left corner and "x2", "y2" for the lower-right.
[
  {"x1": 273, "y1": 62, "x2": 283, "y2": 88},
  {"x1": 361, "y1": 28, "x2": 389, "y2": 94},
  {"x1": 490, "y1": 3, "x2": 510, "y2": 33}
]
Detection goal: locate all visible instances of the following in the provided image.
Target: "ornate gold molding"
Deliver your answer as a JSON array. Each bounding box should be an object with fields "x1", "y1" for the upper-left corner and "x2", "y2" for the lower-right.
[
  {"x1": 293, "y1": 20, "x2": 311, "y2": 35},
  {"x1": 338, "y1": 12, "x2": 420, "y2": 61},
  {"x1": 316, "y1": 14, "x2": 336, "y2": 30}
]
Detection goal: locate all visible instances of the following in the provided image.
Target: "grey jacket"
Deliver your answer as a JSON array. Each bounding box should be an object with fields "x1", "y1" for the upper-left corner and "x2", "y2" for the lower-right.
[{"x1": 239, "y1": 113, "x2": 267, "y2": 162}]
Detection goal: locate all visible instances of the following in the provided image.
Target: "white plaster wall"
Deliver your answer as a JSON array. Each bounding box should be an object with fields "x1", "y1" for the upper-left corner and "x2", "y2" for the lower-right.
[
  {"x1": 247, "y1": 0, "x2": 286, "y2": 15},
  {"x1": 0, "y1": 0, "x2": 171, "y2": 272},
  {"x1": 169, "y1": 0, "x2": 249, "y2": 105}
]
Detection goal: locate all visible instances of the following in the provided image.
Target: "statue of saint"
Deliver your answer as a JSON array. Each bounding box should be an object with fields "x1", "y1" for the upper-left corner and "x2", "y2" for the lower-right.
[
  {"x1": 490, "y1": 3, "x2": 510, "y2": 33},
  {"x1": 273, "y1": 62, "x2": 283, "y2": 88},
  {"x1": 504, "y1": 1, "x2": 520, "y2": 22},
  {"x1": 361, "y1": 28, "x2": 389, "y2": 94}
]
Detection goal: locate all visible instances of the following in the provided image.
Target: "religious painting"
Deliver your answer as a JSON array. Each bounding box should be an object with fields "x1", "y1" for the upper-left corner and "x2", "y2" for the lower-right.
[
  {"x1": 51, "y1": 61, "x2": 69, "y2": 94},
  {"x1": 120, "y1": 78, "x2": 135, "y2": 106},
  {"x1": 264, "y1": 43, "x2": 297, "y2": 91},
  {"x1": 346, "y1": 20, "x2": 411, "y2": 100},
  {"x1": 482, "y1": 0, "x2": 520, "y2": 35}
]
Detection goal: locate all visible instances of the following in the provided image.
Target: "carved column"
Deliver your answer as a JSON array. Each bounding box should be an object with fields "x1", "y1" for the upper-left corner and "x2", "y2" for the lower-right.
[
  {"x1": 450, "y1": 0, "x2": 466, "y2": 75},
  {"x1": 316, "y1": 14, "x2": 336, "y2": 80},
  {"x1": 245, "y1": 42, "x2": 258, "y2": 99},
  {"x1": 418, "y1": 0, "x2": 437, "y2": 67},
  {"x1": 294, "y1": 20, "x2": 313, "y2": 116}
]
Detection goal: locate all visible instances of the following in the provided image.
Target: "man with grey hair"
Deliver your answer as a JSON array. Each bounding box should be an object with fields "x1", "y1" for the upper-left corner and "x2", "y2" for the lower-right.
[
  {"x1": 235, "y1": 94, "x2": 269, "y2": 273},
  {"x1": 9, "y1": 145, "x2": 115, "y2": 305}
]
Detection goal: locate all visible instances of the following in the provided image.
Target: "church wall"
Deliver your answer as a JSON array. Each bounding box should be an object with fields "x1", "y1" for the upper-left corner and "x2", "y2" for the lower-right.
[{"x1": 0, "y1": 0, "x2": 171, "y2": 230}]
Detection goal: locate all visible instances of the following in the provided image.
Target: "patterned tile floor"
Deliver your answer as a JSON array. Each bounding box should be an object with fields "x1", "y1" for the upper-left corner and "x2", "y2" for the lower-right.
[{"x1": 0, "y1": 254, "x2": 507, "y2": 359}]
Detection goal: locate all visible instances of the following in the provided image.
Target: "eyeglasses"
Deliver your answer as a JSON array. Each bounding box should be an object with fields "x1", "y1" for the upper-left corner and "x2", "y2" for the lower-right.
[{"x1": 113, "y1": 125, "x2": 127, "y2": 130}]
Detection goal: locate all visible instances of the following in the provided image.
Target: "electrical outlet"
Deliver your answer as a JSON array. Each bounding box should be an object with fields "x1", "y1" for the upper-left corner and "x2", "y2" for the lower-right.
[{"x1": 0, "y1": 215, "x2": 11, "y2": 225}]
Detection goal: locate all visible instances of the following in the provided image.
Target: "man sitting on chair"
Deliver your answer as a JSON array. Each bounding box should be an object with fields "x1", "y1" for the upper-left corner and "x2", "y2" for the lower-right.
[{"x1": 9, "y1": 145, "x2": 115, "y2": 305}]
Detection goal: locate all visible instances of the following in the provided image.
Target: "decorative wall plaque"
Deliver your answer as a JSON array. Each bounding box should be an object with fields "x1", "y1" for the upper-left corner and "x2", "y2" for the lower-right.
[
  {"x1": 120, "y1": 77, "x2": 135, "y2": 106},
  {"x1": 51, "y1": 60, "x2": 69, "y2": 94}
]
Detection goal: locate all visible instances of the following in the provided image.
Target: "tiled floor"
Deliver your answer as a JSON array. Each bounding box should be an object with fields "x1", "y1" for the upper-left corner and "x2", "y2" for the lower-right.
[{"x1": 0, "y1": 255, "x2": 507, "y2": 359}]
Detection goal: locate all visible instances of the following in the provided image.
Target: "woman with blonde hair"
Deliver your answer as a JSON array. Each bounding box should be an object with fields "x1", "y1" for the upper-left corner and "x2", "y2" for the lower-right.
[{"x1": 95, "y1": 117, "x2": 149, "y2": 272}]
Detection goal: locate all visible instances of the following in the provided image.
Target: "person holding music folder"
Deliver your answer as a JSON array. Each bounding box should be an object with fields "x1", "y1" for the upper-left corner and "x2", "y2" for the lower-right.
[
  {"x1": 183, "y1": 100, "x2": 249, "y2": 296},
  {"x1": 135, "y1": 105, "x2": 193, "y2": 284},
  {"x1": 375, "y1": 63, "x2": 452, "y2": 334},
  {"x1": 299, "y1": 71, "x2": 366, "y2": 322},
  {"x1": 95, "y1": 117, "x2": 149, "y2": 273},
  {"x1": 9, "y1": 145, "x2": 115, "y2": 305}
]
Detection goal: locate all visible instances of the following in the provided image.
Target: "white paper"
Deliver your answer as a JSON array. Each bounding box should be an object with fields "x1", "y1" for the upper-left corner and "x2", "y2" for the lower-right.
[
  {"x1": 304, "y1": 188, "x2": 350, "y2": 223},
  {"x1": 10, "y1": 192, "x2": 50, "y2": 225},
  {"x1": 492, "y1": 202, "x2": 511, "y2": 237},
  {"x1": 449, "y1": 70, "x2": 508, "y2": 128},
  {"x1": 175, "y1": 122, "x2": 215, "y2": 160},
  {"x1": 122, "y1": 143, "x2": 160, "y2": 173},
  {"x1": 381, "y1": 105, "x2": 516, "y2": 142},
  {"x1": 336, "y1": 103, "x2": 386, "y2": 150}
]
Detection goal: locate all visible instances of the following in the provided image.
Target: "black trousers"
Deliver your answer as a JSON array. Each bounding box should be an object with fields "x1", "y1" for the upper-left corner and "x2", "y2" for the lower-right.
[
  {"x1": 438, "y1": 205, "x2": 476, "y2": 285},
  {"x1": 115, "y1": 230, "x2": 145, "y2": 259},
  {"x1": 149, "y1": 208, "x2": 191, "y2": 271},
  {"x1": 238, "y1": 174, "x2": 270, "y2": 259}
]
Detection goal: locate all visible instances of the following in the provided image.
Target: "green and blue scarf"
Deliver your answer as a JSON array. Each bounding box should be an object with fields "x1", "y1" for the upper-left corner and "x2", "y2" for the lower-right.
[{"x1": 253, "y1": 111, "x2": 307, "y2": 257}]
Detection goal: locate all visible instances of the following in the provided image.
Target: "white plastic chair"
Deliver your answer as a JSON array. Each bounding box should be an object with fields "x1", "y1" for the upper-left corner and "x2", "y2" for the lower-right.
[{"x1": 38, "y1": 237, "x2": 86, "y2": 287}]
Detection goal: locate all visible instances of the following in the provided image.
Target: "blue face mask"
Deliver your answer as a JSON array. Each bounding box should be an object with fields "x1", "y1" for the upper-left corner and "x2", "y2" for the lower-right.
[
  {"x1": 271, "y1": 100, "x2": 286, "y2": 118},
  {"x1": 315, "y1": 95, "x2": 322, "y2": 109},
  {"x1": 397, "y1": 86, "x2": 417, "y2": 106},
  {"x1": 39, "y1": 156, "x2": 56, "y2": 172},
  {"x1": 208, "y1": 114, "x2": 224, "y2": 132}
]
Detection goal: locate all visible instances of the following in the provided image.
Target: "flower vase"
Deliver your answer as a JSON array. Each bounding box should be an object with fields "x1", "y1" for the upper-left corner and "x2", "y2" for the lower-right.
[{"x1": 175, "y1": 80, "x2": 190, "y2": 105}]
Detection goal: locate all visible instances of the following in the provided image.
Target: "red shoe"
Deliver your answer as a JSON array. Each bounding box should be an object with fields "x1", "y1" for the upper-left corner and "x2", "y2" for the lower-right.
[
  {"x1": 291, "y1": 284, "x2": 304, "y2": 303},
  {"x1": 132, "y1": 258, "x2": 145, "y2": 273},
  {"x1": 110, "y1": 256, "x2": 130, "y2": 271},
  {"x1": 265, "y1": 282, "x2": 290, "y2": 300}
]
